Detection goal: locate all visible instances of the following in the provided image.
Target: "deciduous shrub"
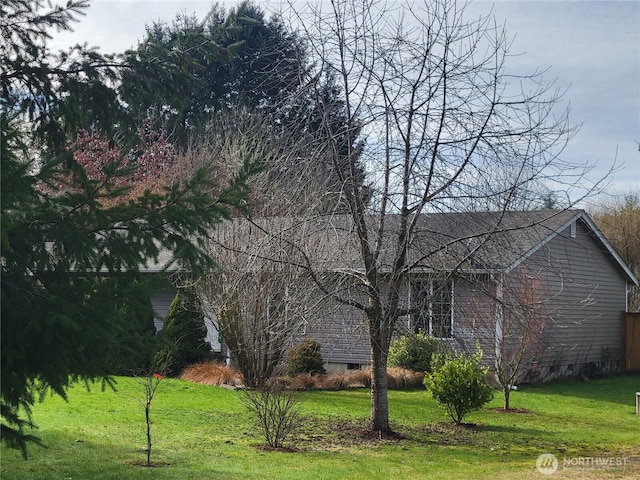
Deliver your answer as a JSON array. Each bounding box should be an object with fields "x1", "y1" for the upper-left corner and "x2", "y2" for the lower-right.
[
  {"x1": 423, "y1": 347, "x2": 493, "y2": 424},
  {"x1": 217, "y1": 300, "x2": 286, "y2": 389},
  {"x1": 388, "y1": 332, "x2": 441, "y2": 372},
  {"x1": 240, "y1": 379, "x2": 301, "y2": 449},
  {"x1": 286, "y1": 339, "x2": 326, "y2": 376}
]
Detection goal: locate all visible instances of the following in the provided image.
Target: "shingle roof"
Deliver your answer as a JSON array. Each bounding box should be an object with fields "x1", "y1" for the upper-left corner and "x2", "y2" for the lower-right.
[
  {"x1": 408, "y1": 209, "x2": 581, "y2": 271},
  {"x1": 177, "y1": 210, "x2": 638, "y2": 284}
]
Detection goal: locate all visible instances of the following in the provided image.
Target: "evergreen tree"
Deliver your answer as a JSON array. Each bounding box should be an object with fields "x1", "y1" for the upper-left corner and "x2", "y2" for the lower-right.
[
  {"x1": 105, "y1": 279, "x2": 160, "y2": 375},
  {"x1": 158, "y1": 288, "x2": 212, "y2": 375},
  {"x1": 1, "y1": 0, "x2": 256, "y2": 457},
  {"x1": 119, "y1": 1, "x2": 303, "y2": 144},
  {"x1": 119, "y1": 1, "x2": 370, "y2": 213},
  {"x1": 119, "y1": 16, "x2": 225, "y2": 145},
  {"x1": 1, "y1": 0, "x2": 127, "y2": 153}
]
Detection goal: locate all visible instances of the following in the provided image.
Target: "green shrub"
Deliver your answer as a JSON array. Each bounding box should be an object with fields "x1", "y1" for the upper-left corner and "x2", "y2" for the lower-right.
[
  {"x1": 423, "y1": 347, "x2": 493, "y2": 424},
  {"x1": 286, "y1": 339, "x2": 326, "y2": 376},
  {"x1": 388, "y1": 332, "x2": 441, "y2": 372},
  {"x1": 158, "y1": 287, "x2": 211, "y2": 375}
]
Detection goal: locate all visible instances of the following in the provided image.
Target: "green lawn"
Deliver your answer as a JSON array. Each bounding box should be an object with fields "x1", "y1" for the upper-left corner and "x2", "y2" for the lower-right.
[{"x1": 2, "y1": 375, "x2": 639, "y2": 479}]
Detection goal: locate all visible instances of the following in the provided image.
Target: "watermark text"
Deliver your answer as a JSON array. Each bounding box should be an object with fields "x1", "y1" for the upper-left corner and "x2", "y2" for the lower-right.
[
  {"x1": 536, "y1": 454, "x2": 628, "y2": 475},
  {"x1": 563, "y1": 456, "x2": 627, "y2": 468}
]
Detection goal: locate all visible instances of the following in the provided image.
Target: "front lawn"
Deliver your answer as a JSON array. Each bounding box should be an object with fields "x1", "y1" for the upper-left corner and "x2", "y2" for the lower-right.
[{"x1": 1, "y1": 375, "x2": 639, "y2": 479}]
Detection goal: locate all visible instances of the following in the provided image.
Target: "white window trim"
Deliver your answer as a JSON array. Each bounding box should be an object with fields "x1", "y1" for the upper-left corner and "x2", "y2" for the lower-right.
[{"x1": 409, "y1": 278, "x2": 455, "y2": 339}]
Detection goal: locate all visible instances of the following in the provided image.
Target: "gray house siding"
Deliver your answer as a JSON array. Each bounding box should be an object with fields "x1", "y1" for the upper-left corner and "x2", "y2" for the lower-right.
[
  {"x1": 152, "y1": 290, "x2": 176, "y2": 332},
  {"x1": 450, "y1": 276, "x2": 497, "y2": 361},
  {"x1": 304, "y1": 304, "x2": 371, "y2": 368},
  {"x1": 304, "y1": 276, "x2": 498, "y2": 370},
  {"x1": 520, "y1": 219, "x2": 627, "y2": 375}
]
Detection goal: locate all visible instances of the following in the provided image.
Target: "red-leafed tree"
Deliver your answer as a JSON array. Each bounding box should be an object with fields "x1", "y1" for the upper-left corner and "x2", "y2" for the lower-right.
[{"x1": 47, "y1": 121, "x2": 184, "y2": 204}]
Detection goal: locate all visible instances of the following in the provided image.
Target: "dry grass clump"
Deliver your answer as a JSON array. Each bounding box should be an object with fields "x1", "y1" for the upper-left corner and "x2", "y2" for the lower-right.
[
  {"x1": 345, "y1": 369, "x2": 373, "y2": 388},
  {"x1": 288, "y1": 368, "x2": 421, "y2": 391},
  {"x1": 287, "y1": 373, "x2": 320, "y2": 390},
  {"x1": 181, "y1": 361, "x2": 423, "y2": 391},
  {"x1": 317, "y1": 369, "x2": 372, "y2": 390},
  {"x1": 387, "y1": 367, "x2": 425, "y2": 389},
  {"x1": 180, "y1": 361, "x2": 244, "y2": 387},
  {"x1": 315, "y1": 372, "x2": 348, "y2": 390}
]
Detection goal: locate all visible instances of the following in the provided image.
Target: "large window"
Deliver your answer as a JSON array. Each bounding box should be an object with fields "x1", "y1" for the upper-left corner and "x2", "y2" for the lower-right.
[{"x1": 411, "y1": 279, "x2": 454, "y2": 338}]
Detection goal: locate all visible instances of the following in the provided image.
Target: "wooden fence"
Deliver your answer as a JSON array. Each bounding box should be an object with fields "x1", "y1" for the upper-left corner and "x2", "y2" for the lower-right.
[{"x1": 624, "y1": 312, "x2": 640, "y2": 372}]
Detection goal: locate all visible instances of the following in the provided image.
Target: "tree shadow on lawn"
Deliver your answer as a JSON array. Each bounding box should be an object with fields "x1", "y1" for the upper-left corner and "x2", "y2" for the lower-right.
[
  {"x1": 290, "y1": 416, "x2": 409, "y2": 451},
  {"x1": 291, "y1": 415, "x2": 546, "y2": 452},
  {"x1": 401, "y1": 421, "x2": 545, "y2": 448},
  {"x1": 3, "y1": 430, "x2": 176, "y2": 477}
]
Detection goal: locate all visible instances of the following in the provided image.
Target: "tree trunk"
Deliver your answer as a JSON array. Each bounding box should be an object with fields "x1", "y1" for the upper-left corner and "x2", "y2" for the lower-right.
[
  {"x1": 145, "y1": 403, "x2": 152, "y2": 465},
  {"x1": 503, "y1": 386, "x2": 511, "y2": 411},
  {"x1": 370, "y1": 338, "x2": 392, "y2": 433}
]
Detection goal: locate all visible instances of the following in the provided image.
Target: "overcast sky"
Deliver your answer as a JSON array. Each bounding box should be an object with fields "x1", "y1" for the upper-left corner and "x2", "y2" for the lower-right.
[{"x1": 50, "y1": 0, "x2": 639, "y2": 205}]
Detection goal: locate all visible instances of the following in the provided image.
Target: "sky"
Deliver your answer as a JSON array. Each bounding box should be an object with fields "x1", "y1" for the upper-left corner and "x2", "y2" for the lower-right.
[{"x1": 49, "y1": 0, "x2": 640, "y2": 205}]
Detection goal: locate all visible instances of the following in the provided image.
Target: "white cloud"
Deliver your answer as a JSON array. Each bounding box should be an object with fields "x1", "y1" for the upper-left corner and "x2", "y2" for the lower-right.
[{"x1": 474, "y1": 1, "x2": 639, "y2": 194}]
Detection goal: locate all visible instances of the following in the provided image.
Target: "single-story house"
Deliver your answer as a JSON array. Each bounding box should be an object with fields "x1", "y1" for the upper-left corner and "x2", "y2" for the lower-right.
[{"x1": 150, "y1": 209, "x2": 638, "y2": 381}]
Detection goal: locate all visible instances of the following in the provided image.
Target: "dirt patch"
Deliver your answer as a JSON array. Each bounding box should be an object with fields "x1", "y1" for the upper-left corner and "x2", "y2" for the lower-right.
[
  {"x1": 353, "y1": 428, "x2": 408, "y2": 441},
  {"x1": 403, "y1": 421, "x2": 483, "y2": 446},
  {"x1": 289, "y1": 416, "x2": 411, "y2": 451},
  {"x1": 254, "y1": 444, "x2": 300, "y2": 453},
  {"x1": 487, "y1": 407, "x2": 532, "y2": 414},
  {"x1": 289, "y1": 415, "x2": 493, "y2": 452},
  {"x1": 125, "y1": 459, "x2": 171, "y2": 467}
]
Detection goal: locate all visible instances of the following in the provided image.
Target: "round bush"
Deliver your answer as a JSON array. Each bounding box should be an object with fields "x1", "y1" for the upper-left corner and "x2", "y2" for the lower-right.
[
  {"x1": 287, "y1": 339, "x2": 326, "y2": 376},
  {"x1": 423, "y1": 347, "x2": 494, "y2": 424},
  {"x1": 388, "y1": 332, "x2": 441, "y2": 372}
]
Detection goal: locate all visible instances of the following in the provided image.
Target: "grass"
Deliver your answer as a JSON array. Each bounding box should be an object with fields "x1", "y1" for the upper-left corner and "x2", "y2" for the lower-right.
[{"x1": 1, "y1": 374, "x2": 639, "y2": 479}]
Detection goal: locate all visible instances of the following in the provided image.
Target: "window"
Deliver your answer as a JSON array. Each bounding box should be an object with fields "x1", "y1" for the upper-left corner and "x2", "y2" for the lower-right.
[{"x1": 411, "y1": 279, "x2": 454, "y2": 338}]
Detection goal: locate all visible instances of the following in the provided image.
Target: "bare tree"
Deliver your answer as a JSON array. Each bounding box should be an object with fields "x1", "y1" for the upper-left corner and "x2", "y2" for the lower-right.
[
  {"x1": 198, "y1": 263, "x2": 319, "y2": 388},
  {"x1": 588, "y1": 192, "x2": 640, "y2": 312},
  {"x1": 192, "y1": 108, "x2": 343, "y2": 387},
  {"x1": 264, "y1": 0, "x2": 598, "y2": 433},
  {"x1": 485, "y1": 269, "x2": 553, "y2": 410}
]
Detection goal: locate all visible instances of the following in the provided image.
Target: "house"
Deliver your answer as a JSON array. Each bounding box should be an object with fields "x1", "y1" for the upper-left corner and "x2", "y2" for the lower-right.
[{"x1": 151, "y1": 209, "x2": 638, "y2": 381}]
